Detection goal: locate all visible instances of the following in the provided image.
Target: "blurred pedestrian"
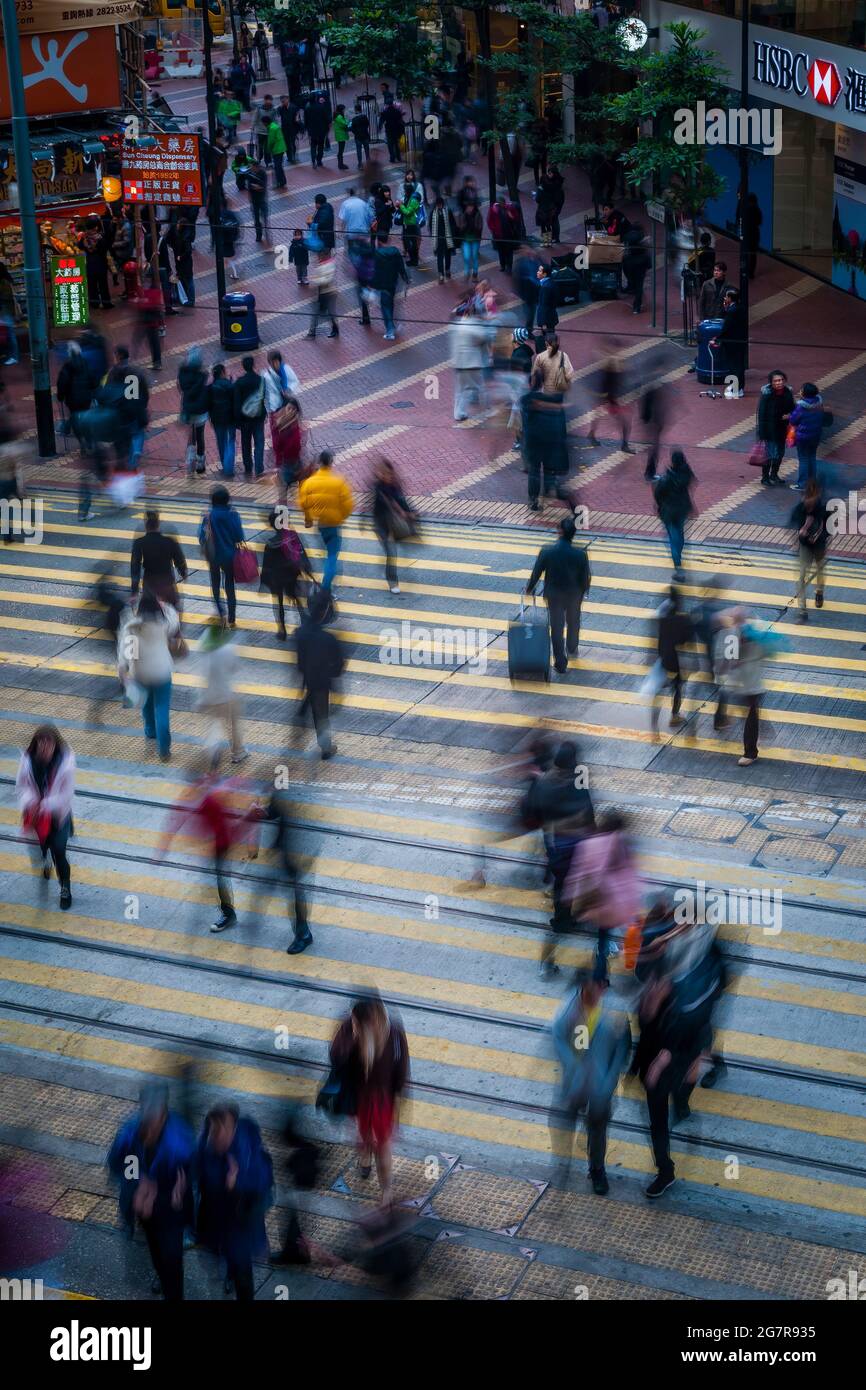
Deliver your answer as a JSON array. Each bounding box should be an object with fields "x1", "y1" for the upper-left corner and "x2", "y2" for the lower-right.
[
  {"x1": 790, "y1": 478, "x2": 828, "y2": 622},
  {"x1": 260, "y1": 508, "x2": 312, "y2": 638},
  {"x1": 298, "y1": 449, "x2": 354, "y2": 591},
  {"x1": 373, "y1": 232, "x2": 409, "y2": 341},
  {"x1": 131, "y1": 509, "x2": 187, "y2": 607},
  {"x1": 16, "y1": 725, "x2": 75, "y2": 911},
  {"x1": 117, "y1": 591, "x2": 181, "y2": 762},
  {"x1": 195, "y1": 622, "x2": 248, "y2": 764},
  {"x1": 270, "y1": 395, "x2": 305, "y2": 501},
  {"x1": 248, "y1": 786, "x2": 313, "y2": 952},
  {"x1": 329, "y1": 996, "x2": 409, "y2": 1204},
  {"x1": 523, "y1": 740, "x2": 595, "y2": 978},
  {"x1": 233, "y1": 355, "x2": 267, "y2": 478},
  {"x1": 521, "y1": 372, "x2": 570, "y2": 511},
  {"x1": 647, "y1": 585, "x2": 694, "y2": 737},
  {"x1": 640, "y1": 380, "x2": 670, "y2": 483},
  {"x1": 565, "y1": 809, "x2": 642, "y2": 979},
  {"x1": 207, "y1": 363, "x2": 236, "y2": 478},
  {"x1": 370, "y1": 456, "x2": 415, "y2": 594},
  {"x1": 712, "y1": 609, "x2": 774, "y2": 766},
  {"x1": 350, "y1": 104, "x2": 371, "y2": 167},
  {"x1": 245, "y1": 157, "x2": 269, "y2": 243},
  {"x1": 622, "y1": 224, "x2": 651, "y2": 314},
  {"x1": 449, "y1": 298, "x2": 491, "y2": 422},
  {"x1": 196, "y1": 1103, "x2": 273, "y2": 1300},
  {"x1": 456, "y1": 200, "x2": 482, "y2": 282},
  {"x1": 177, "y1": 347, "x2": 209, "y2": 476},
  {"x1": 526, "y1": 516, "x2": 592, "y2": 671},
  {"x1": 531, "y1": 332, "x2": 573, "y2": 395},
  {"x1": 306, "y1": 250, "x2": 339, "y2": 339},
  {"x1": 293, "y1": 586, "x2": 345, "y2": 759},
  {"x1": 587, "y1": 345, "x2": 633, "y2": 452},
  {"x1": 654, "y1": 449, "x2": 696, "y2": 576},
  {"x1": 199, "y1": 486, "x2": 245, "y2": 626},
  {"x1": 157, "y1": 766, "x2": 251, "y2": 932}
]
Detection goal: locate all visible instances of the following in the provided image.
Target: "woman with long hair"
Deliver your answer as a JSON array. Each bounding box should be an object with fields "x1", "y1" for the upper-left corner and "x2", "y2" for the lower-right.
[
  {"x1": 117, "y1": 591, "x2": 180, "y2": 761},
  {"x1": 17, "y1": 725, "x2": 76, "y2": 910},
  {"x1": 329, "y1": 995, "x2": 409, "y2": 1205},
  {"x1": 565, "y1": 809, "x2": 642, "y2": 981},
  {"x1": 369, "y1": 457, "x2": 415, "y2": 594}
]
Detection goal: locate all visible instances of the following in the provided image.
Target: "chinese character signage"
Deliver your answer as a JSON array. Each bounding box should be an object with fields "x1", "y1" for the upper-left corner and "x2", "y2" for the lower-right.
[
  {"x1": 0, "y1": 141, "x2": 98, "y2": 214},
  {"x1": 122, "y1": 134, "x2": 204, "y2": 207},
  {"x1": 13, "y1": 0, "x2": 140, "y2": 35},
  {"x1": 50, "y1": 254, "x2": 88, "y2": 328},
  {"x1": 0, "y1": 28, "x2": 121, "y2": 120}
]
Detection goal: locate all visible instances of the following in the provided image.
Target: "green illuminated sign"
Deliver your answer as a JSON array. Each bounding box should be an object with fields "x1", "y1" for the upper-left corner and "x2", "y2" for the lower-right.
[{"x1": 50, "y1": 254, "x2": 88, "y2": 328}]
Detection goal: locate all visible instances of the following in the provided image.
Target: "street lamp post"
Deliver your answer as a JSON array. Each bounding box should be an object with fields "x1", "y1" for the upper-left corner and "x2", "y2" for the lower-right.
[
  {"x1": 738, "y1": 0, "x2": 750, "y2": 369},
  {"x1": 0, "y1": 0, "x2": 56, "y2": 456},
  {"x1": 200, "y1": 0, "x2": 228, "y2": 336}
]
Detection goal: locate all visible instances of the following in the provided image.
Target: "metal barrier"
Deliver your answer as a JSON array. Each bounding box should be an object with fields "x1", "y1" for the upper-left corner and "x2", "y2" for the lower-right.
[{"x1": 681, "y1": 267, "x2": 702, "y2": 346}]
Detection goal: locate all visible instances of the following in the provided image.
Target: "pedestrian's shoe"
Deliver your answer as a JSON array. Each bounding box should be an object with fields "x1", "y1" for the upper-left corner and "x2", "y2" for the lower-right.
[
  {"x1": 789, "y1": 483, "x2": 803, "y2": 491},
  {"x1": 737, "y1": 756, "x2": 756, "y2": 766},
  {"x1": 231, "y1": 750, "x2": 250, "y2": 764},
  {"x1": 438, "y1": 275, "x2": 445, "y2": 284},
  {"x1": 760, "y1": 476, "x2": 771, "y2": 486},
  {"x1": 383, "y1": 331, "x2": 396, "y2": 340},
  {"x1": 528, "y1": 500, "x2": 541, "y2": 511},
  {"x1": 389, "y1": 583, "x2": 400, "y2": 594},
  {"x1": 211, "y1": 910, "x2": 238, "y2": 933},
  {"x1": 305, "y1": 330, "x2": 316, "y2": 339},
  {"x1": 687, "y1": 364, "x2": 697, "y2": 373},
  {"x1": 589, "y1": 1168, "x2": 609, "y2": 1196},
  {"x1": 538, "y1": 959, "x2": 559, "y2": 979},
  {"x1": 327, "y1": 327, "x2": 339, "y2": 338},
  {"x1": 700, "y1": 1058, "x2": 728, "y2": 1090},
  {"x1": 554, "y1": 662, "x2": 568, "y2": 674},
  {"x1": 669, "y1": 715, "x2": 685, "y2": 728},
  {"x1": 287, "y1": 931, "x2": 313, "y2": 955},
  {"x1": 797, "y1": 610, "x2": 808, "y2": 623},
  {"x1": 59, "y1": 885, "x2": 72, "y2": 911},
  {"x1": 320, "y1": 745, "x2": 336, "y2": 761},
  {"x1": 815, "y1": 589, "x2": 824, "y2": 608},
  {"x1": 276, "y1": 626, "x2": 288, "y2": 641},
  {"x1": 645, "y1": 1172, "x2": 675, "y2": 1199},
  {"x1": 621, "y1": 443, "x2": 635, "y2": 454}
]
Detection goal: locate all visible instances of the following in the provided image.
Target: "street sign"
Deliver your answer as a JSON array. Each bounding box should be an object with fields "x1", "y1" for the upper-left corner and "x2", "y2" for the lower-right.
[
  {"x1": 50, "y1": 254, "x2": 88, "y2": 328},
  {"x1": 122, "y1": 133, "x2": 203, "y2": 207},
  {"x1": 646, "y1": 200, "x2": 667, "y2": 224}
]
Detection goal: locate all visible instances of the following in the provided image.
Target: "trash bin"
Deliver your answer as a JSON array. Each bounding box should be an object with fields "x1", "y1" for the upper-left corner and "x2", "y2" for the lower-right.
[
  {"x1": 695, "y1": 317, "x2": 725, "y2": 384},
  {"x1": 221, "y1": 292, "x2": 259, "y2": 351}
]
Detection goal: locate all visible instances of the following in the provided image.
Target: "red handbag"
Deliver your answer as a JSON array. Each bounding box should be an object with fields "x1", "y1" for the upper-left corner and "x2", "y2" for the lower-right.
[
  {"x1": 747, "y1": 441, "x2": 767, "y2": 467},
  {"x1": 233, "y1": 544, "x2": 259, "y2": 584}
]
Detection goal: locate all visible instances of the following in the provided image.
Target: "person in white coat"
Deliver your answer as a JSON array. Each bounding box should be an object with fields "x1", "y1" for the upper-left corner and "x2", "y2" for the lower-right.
[
  {"x1": 195, "y1": 622, "x2": 248, "y2": 764},
  {"x1": 118, "y1": 592, "x2": 180, "y2": 762},
  {"x1": 449, "y1": 303, "x2": 493, "y2": 422},
  {"x1": 17, "y1": 725, "x2": 76, "y2": 909}
]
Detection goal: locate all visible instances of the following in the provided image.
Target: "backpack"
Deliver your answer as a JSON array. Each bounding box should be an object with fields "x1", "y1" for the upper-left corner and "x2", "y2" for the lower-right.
[{"x1": 241, "y1": 382, "x2": 264, "y2": 418}]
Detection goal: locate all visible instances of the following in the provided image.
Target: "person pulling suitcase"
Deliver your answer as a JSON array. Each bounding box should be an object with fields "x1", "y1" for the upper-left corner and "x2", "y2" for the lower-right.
[{"x1": 525, "y1": 517, "x2": 592, "y2": 674}]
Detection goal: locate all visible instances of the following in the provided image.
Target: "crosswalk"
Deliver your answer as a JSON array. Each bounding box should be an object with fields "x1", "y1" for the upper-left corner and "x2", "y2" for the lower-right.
[{"x1": 1, "y1": 493, "x2": 865, "y2": 1268}]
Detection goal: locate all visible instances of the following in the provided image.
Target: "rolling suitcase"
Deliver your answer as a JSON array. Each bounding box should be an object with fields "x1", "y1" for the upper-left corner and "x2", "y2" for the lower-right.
[{"x1": 508, "y1": 593, "x2": 550, "y2": 682}]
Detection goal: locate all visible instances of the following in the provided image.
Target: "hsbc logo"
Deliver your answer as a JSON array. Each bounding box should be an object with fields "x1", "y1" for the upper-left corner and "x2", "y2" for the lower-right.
[
  {"x1": 754, "y1": 41, "x2": 841, "y2": 108},
  {"x1": 808, "y1": 57, "x2": 841, "y2": 106}
]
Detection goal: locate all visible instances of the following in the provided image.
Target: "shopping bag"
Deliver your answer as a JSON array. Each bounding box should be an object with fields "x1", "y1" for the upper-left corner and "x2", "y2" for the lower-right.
[
  {"x1": 176, "y1": 279, "x2": 189, "y2": 306},
  {"x1": 233, "y1": 544, "x2": 259, "y2": 584},
  {"x1": 747, "y1": 440, "x2": 767, "y2": 468}
]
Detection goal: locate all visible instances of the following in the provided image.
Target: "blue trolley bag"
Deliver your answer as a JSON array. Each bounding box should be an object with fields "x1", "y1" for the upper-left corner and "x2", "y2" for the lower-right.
[{"x1": 508, "y1": 591, "x2": 551, "y2": 682}]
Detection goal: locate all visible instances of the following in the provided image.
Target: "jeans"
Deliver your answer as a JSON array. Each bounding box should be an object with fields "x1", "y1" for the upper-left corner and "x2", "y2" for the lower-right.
[
  {"x1": 796, "y1": 440, "x2": 818, "y2": 487},
  {"x1": 319, "y1": 525, "x2": 342, "y2": 589},
  {"x1": 142, "y1": 679, "x2": 172, "y2": 757},
  {"x1": 129, "y1": 429, "x2": 145, "y2": 470},
  {"x1": 240, "y1": 418, "x2": 265, "y2": 476},
  {"x1": 212, "y1": 424, "x2": 236, "y2": 476},
  {"x1": 380, "y1": 289, "x2": 396, "y2": 335},
  {"x1": 209, "y1": 561, "x2": 237, "y2": 623},
  {"x1": 462, "y1": 238, "x2": 480, "y2": 278},
  {"x1": 665, "y1": 520, "x2": 685, "y2": 570},
  {"x1": 354, "y1": 137, "x2": 370, "y2": 166},
  {"x1": 546, "y1": 592, "x2": 583, "y2": 669}
]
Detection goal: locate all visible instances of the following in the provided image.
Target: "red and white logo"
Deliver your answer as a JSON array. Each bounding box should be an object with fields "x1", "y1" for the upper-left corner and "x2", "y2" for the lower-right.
[{"x1": 808, "y1": 58, "x2": 841, "y2": 106}]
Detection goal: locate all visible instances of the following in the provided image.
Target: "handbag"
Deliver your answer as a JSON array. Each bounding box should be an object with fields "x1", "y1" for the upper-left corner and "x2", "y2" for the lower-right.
[
  {"x1": 233, "y1": 543, "x2": 259, "y2": 584},
  {"x1": 747, "y1": 440, "x2": 767, "y2": 467},
  {"x1": 785, "y1": 424, "x2": 796, "y2": 449},
  {"x1": 315, "y1": 1064, "x2": 357, "y2": 1118}
]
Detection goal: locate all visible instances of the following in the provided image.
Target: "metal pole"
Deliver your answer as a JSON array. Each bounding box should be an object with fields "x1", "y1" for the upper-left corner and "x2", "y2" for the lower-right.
[
  {"x1": 663, "y1": 216, "x2": 669, "y2": 336},
  {"x1": 226, "y1": 0, "x2": 238, "y2": 59},
  {"x1": 201, "y1": 0, "x2": 228, "y2": 338},
  {"x1": 477, "y1": 3, "x2": 497, "y2": 207},
  {"x1": 0, "y1": 0, "x2": 55, "y2": 456},
  {"x1": 738, "y1": 0, "x2": 750, "y2": 369},
  {"x1": 651, "y1": 218, "x2": 657, "y2": 330}
]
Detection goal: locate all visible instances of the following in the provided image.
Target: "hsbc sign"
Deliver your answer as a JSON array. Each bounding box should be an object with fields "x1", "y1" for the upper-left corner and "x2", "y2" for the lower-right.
[{"x1": 754, "y1": 41, "x2": 844, "y2": 110}]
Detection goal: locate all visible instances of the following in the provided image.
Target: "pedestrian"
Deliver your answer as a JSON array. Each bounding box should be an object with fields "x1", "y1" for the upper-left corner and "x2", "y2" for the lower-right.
[
  {"x1": 16, "y1": 725, "x2": 75, "y2": 911},
  {"x1": 790, "y1": 478, "x2": 828, "y2": 622},
  {"x1": 231, "y1": 144, "x2": 249, "y2": 192},
  {"x1": 520, "y1": 372, "x2": 570, "y2": 510},
  {"x1": 526, "y1": 516, "x2": 592, "y2": 672},
  {"x1": 233, "y1": 355, "x2": 267, "y2": 477},
  {"x1": 195, "y1": 622, "x2": 248, "y2": 763},
  {"x1": 216, "y1": 90, "x2": 241, "y2": 143},
  {"x1": 305, "y1": 93, "x2": 331, "y2": 168},
  {"x1": 260, "y1": 508, "x2": 312, "y2": 638},
  {"x1": 339, "y1": 186, "x2": 375, "y2": 276},
  {"x1": 107, "y1": 1085, "x2": 195, "y2": 1299},
  {"x1": 248, "y1": 787, "x2": 313, "y2": 951},
  {"x1": 134, "y1": 285, "x2": 164, "y2": 371},
  {"x1": 788, "y1": 381, "x2": 825, "y2": 491},
  {"x1": 170, "y1": 216, "x2": 196, "y2": 307},
  {"x1": 199, "y1": 486, "x2": 245, "y2": 626},
  {"x1": 264, "y1": 116, "x2": 288, "y2": 189},
  {"x1": 654, "y1": 449, "x2": 696, "y2": 575},
  {"x1": 177, "y1": 346, "x2": 209, "y2": 476},
  {"x1": 56, "y1": 340, "x2": 94, "y2": 439},
  {"x1": 229, "y1": 52, "x2": 254, "y2": 111},
  {"x1": 513, "y1": 245, "x2": 542, "y2": 333},
  {"x1": 622, "y1": 224, "x2": 651, "y2": 314},
  {"x1": 539, "y1": 164, "x2": 565, "y2": 243},
  {"x1": 487, "y1": 194, "x2": 521, "y2": 272},
  {"x1": 195, "y1": 1102, "x2": 272, "y2": 1300},
  {"x1": 294, "y1": 585, "x2": 345, "y2": 758},
  {"x1": 333, "y1": 104, "x2": 350, "y2": 169},
  {"x1": 753, "y1": 369, "x2": 794, "y2": 486},
  {"x1": 379, "y1": 100, "x2": 405, "y2": 165},
  {"x1": 105, "y1": 345, "x2": 149, "y2": 470},
  {"x1": 373, "y1": 232, "x2": 409, "y2": 340},
  {"x1": 148, "y1": 221, "x2": 179, "y2": 315},
  {"x1": 640, "y1": 380, "x2": 670, "y2": 482},
  {"x1": 742, "y1": 191, "x2": 762, "y2": 278},
  {"x1": 430, "y1": 196, "x2": 457, "y2": 283},
  {"x1": 131, "y1": 509, "x2": 188, "y2": 607},
  {"x1": 372, "y1": 183, "x2": 396, "y2": 239},
  {"x1": 157, "y1": 766, "x2": 249, "y2": 931},
  {"x1": 288, "y1": 228, "x2": 310, "y2": 286},
  {"x1": 565, "y1": 809, "x2": 642, "y2": 979},
  {"x1": 263, "y1": 349, "x2": 301, "y2": 448},
  {"x1": 456, "y1": 200, "x2": 482, "y2": 282},
  {"x1": 328, "y1": 996, "x2": 409, "y2": 1204},
  {"x1": 278, "y1": 94, "x2": 302, "y2": 164},
  {"x1": 600, "y1": 201, "x2": 629, "y2": 239},
  {"x1": 697, "y1": 260, "x2": 731, "y2": 320},
  {"x1": 350, "y1": 103, "x2": 371, "y2": 167},
  {"x1": 530, "y1": 332, "x2": 574, "y2": 395},
  {"x1": 77, "y1": 215, "x2": 113, "y2": 310},
  {"x1": 396, "y1": 179, "x2": 424, "y2": 267},
  {"x1": 298, "y1": 449, "x2": 353, "y2": 591},
  {"x1": 252, "y1": 92, "x2": 277, "y2": 163},
  {"x1": 245, "y1": 157, "x2": 269, "y2": 243},
  {"x1": 207, "y1": 363, "x2": 237, "y2": 478},
  {"x1": 449, "y1": 298, "x2": 491, "y2": 422},
  {"x1": 306, "y1": 250, "x2": 339, "y2": 339},
  {"x1": 587, "y1": 345, "x2": 633, "y2": 451},
  {"x1": 524, "y1": 740, "x2": 595, "y2": 978},
  {"x1": 712, "y1": 608, "x2": 769, "y2": 766},
  {"x1": 253, "y1": 22, "x2": 270, "y2": 77},
  {"x1": 647, "y1": 585, "x2": 694, "y2": 736},
  {"x1": 118, "y1": 591, "x2": 180, "y2": 761},
  {"x1": 370, "y1": 456, "x2": 415, "y2": 594},
  {"x1": 549, "y1": 968, "x2": 631, "y2": 1194},
  {"x1": 709, "y1": 289, "x2": 747, "y2": 397},
  {"x1": 270, "y1": 395, "x2": 305, "y2": 501},
  {"x1": 308, "y1": 190, "x2": 335, "y2": 248}
]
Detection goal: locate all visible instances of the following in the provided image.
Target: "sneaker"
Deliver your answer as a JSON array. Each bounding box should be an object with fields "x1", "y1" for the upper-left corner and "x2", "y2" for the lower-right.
[
  {"x1": 211, "y1": 911, "x2": 238, "y2": 933},
  {"x1": 327, "y1": 328, "x2": 339, "y2": 338},
  {"x1": 789, "y1": 483, "x2": 804, "y2": 491},
  {"x1": 815, "y1": 590, "x2": 824, "y2": 609},
  {"x1": 738, "y1": 756, "x2": 756, "y2": 766},
  {"x1": 231, "y1": 750, "x2": 250, "y2": 764},
  {"x1": 389, "y1": 583, "x2": 400, "y2": 594},
  {"x1": 645, "y1": 1173, "x2": 675, "y2": 1199},
  {"x1": 59, "y1": 886, "x2": 72, "y2": 911},
  {"x1": 589, "y1": 1168, "x2": 609, "y2": 1197},
  {"x1": 286, "y1": 931, "x2": 313, "y2": 955},
  {"x1": 383, "y1": 331, "x2": 396, "y2": 340}
]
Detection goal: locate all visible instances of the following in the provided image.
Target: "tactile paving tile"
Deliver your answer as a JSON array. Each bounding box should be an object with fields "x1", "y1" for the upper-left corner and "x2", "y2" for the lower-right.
[
  {"x1": 337, "y1": 1154, "x2": 442, "y2": 1207},
  {"x1": 0, "y1": 1073, "x2": 129, "y2": 1145},
  {"x1": 512, "y1": 1261, "x2": 687, "y2": 1301},
  {"x1": 430, "y1": 1166, "x2": 543, "y2": 1232},
  {"x1": 520, "y1": 1190, "x2": 859, "y2": 1299},
  {"x1": 668, "y1": 809, "x2": 748, "y2": 842},
  {"x1": 84, "y1": 1197, "x2": 124, "y2": 1228},
  {"x1": 757, "y1": 836, "x2": 839, "y2": 867},
  {"x1": 49, "y1": 1190, "x2": 102, "y2": 1222},
  {"x1": 410, "y1": 1241, "x2": 528, "y2": 1300}
]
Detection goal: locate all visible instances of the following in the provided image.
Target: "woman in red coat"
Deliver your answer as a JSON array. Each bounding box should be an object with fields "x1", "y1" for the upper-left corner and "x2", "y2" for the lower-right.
[{"x1": 330, "y1": 995, "x2": 409, "y2": 1205}]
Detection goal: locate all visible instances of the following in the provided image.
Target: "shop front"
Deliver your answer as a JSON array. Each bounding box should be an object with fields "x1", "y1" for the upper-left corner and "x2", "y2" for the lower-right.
[{"x1": 647, "y1": 0, "x2": 866, "y2": 291}]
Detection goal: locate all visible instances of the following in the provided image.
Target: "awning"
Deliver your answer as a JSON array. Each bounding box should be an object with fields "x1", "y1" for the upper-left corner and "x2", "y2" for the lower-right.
[{"x1": 8, "y1": 0, "x2": 141, "y2": 36}]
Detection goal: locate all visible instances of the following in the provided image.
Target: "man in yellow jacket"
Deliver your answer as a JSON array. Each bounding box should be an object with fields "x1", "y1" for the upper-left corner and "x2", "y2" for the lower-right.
[{"x1": 298, "y1": 449, "x2": 354, "y2": 591}]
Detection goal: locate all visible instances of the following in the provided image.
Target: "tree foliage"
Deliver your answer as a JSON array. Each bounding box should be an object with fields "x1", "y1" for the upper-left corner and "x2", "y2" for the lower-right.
[
  {"x1": 322, "y1": 0, "x2": 436, "y2": 101},
  {"x1": 253, "y1": 0, "x2": 323, "y2": 41}
]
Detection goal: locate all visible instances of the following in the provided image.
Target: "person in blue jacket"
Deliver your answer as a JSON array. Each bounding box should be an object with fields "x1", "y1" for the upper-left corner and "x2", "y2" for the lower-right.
[
  {"x1": 788, "y1": 382, "x2": 826, "y2": 491},
  {"x1": 199, "y1": 486, "x2": 245, "y2": 627},
  {"x1": 107, "y1": 1084, "x2": 195, "y2": 1300},
  {"x1": 195, "y1": 1102, "x2": 274, "y2": 1300}
]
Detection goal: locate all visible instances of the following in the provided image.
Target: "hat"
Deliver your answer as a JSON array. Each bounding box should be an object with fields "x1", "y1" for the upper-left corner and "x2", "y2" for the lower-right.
[
  {"x1": 513, "y1": 327, "x2": 530, "y2": 344},
  {"x1": 553, "y1": 740, "x2": 579, "y2": 770}
]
